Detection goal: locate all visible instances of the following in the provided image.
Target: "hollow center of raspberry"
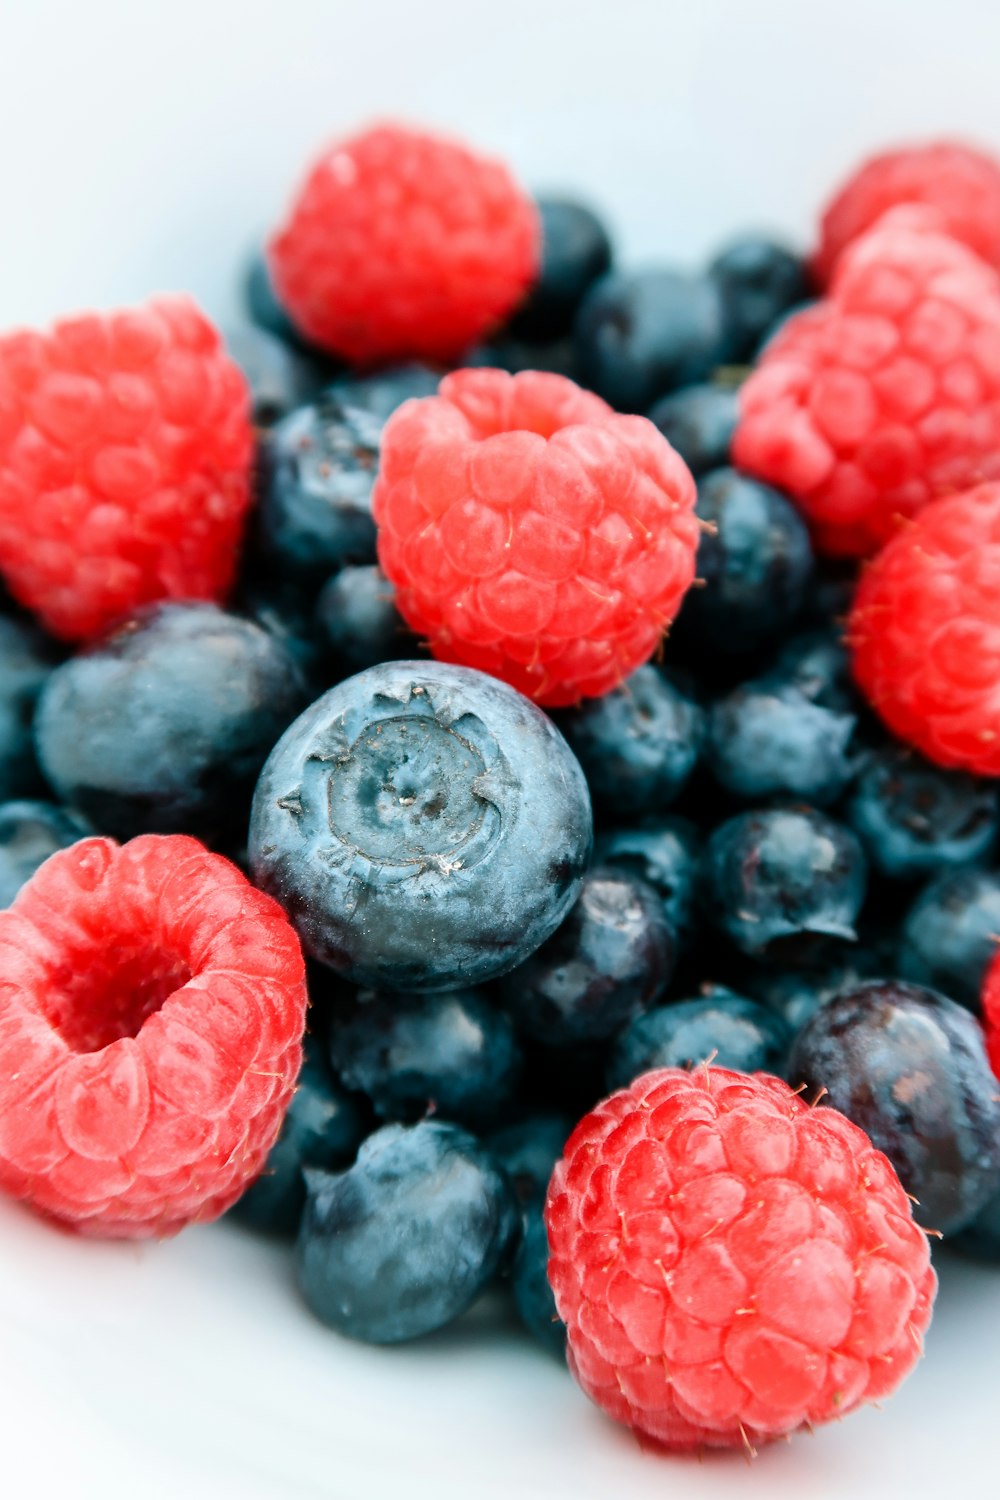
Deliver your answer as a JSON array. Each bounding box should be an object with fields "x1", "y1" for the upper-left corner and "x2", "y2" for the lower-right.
[{"x1": 40, "y1": 944, "x2": 193, "y2": 1054}]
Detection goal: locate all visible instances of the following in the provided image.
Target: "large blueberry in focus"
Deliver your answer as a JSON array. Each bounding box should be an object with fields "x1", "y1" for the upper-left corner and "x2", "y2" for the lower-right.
[
  {"x1": 35, "y1": 603, "x2": 306, "y2": 841},
  {"x1": 558, "y1": 667, "x2": 702, "y2": 818},
  {"x1": 594, "y1": 818, "x2": 701, "y2": 951},
  {"x1": 327, "y1": 984, "x2": 522, "y2": 1128},
  {"x1": 647, "y1": 383, "x2": 738, "y2": 476},
  {"x1": 788, "y1": 979, "x2": 1000, "y2": 1235},
  {"x1": 509, "y1": 196, "x2": 612, "y2": 342},
  {"x1": 706, "y1": 675, "x2": 858, "y2": 806},
  {"x1": 497, "y1": 867, "x2": 674, "y2": 1046},
  {"x1": 485, "y1": 1112, "x2": 571, "y2": 1206},
  {"x1": 296, "y1": 1120, "x2": 516, "y2": 1343},
  {"x1": 314, "y1": 565, "x2": 416, "y2": 674},
  {"x1": 897, "y1": 869, "x2": 1000, "y2": 1012},
  {"x1": 249, "y1": 662, "x2": 593, "y2": 991},
  {"x1": 847, "y1": 747, "x2": 999, "y2": 880},
  {"x1": 576, "y1": 269, "x2": 729, "y2": 411},
  {"x1": 708, "y1": 235, "x2": 810, "y2": 362},
  {"x1": 0, "y1": 615, "x2": 61, "y2": 801},
  {"x1": 0, "y1": 800, "x2": 90, "y2": 908},
  {"x1": 512, "y1": 1200, "x2": 567, "y2": 1358},
  {"x1": 606, "y1": 986, "x2": 790, "y2": 1089},
  {"x1": 703, "y1": 807, "x2": 867, "y2": 955}
]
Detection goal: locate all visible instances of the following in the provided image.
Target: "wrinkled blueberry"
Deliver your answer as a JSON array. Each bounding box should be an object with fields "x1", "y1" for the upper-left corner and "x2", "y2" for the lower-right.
[
  {"x1": 647, "y1": 383, "x2": 738, "y2": 475},
  {"x1": 509, "y1": 196, "x2": 612, "y2": 342},
  {"x1": 848, "y1": 747, "x2": 998, "y2": 880},
  {"x1": 315, "y1": 566, "x2": 416, "y2": 673},
  {"x1": 607, "y1": 985, "x2": 790, "y2": 1089},
  {"x1": 593, "y1": 818, "x2": 701, "y2": 951},
  {"x1": 708, "y1": 235, "x2": 810, "y2": 362},
  {"x1": 707, "y1": 674, "x2": 858, "y2": 807},
  {"x1": 512, "y1": 1200, "x2": 566, "y2": 1359},
  {"x1": 0, "y1": 800, "x2": 90, "y2": 908},
  {"x1": 898, "y1": 869, "x2": 1000, "y2": 1012}
]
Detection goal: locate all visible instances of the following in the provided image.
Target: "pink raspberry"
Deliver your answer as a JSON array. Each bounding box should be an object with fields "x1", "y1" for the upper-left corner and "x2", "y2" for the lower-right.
[
  {"x1": 546, "y1": 1066, "x2": 936, "y2": 1453},
  {"x1": 268, "y1": 122, "x2": 540, "y2": 365},
  {"x1": 734, "y1": 214, "x2": 1000, "y2": 556},
  {"x1": 0, "y1": 835, "x2": 307, "y2": 1238},
  {"x1": 981, "y1": 952, "x2": 1000, "y2": 1080},
  {"x1": 372, "y1": 368, "x2": 699, "y2": 707}
]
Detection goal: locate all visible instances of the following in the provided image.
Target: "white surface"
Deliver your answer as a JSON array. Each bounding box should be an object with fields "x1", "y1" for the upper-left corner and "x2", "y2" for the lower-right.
[{"x1": 1, "y1": 3, "x2": 1000, "y2": 1497}]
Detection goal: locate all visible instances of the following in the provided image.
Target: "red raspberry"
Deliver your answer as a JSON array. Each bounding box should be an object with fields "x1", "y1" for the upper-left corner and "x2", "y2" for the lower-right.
[
  {"x1": 546, "y1": 1066, "x2": 936, "y2": 1453},
  {"x1": 849, "y1": 483, "x2": 1000, "y2": 775},
  {"x1": 0, "y1": 296, "x2": 252, "y2": 642},
  {"x1": 734, "y1": 215, "x2": 1000, "y2": 556},
  {"x1": 267, "y1": 123, "x2": 540, "y2": 365},
  {"x1": 981, "y1": 953, "x2": 1000, "y2": 1079},
  {"x1": 372, "y1": 368, "x2": 699, "y2": 707},
  {"x1": 814, "y1": 140, "x2": 1000, "y2": 285},
  {"x1": 0, "y1": 835, "x2": 306, "y2": 1238}
]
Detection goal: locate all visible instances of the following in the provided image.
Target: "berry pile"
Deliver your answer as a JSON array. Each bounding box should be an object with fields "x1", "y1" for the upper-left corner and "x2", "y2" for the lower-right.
[{"x1": 1, "y1": 121, "x2": 1000, "y2": 1458}]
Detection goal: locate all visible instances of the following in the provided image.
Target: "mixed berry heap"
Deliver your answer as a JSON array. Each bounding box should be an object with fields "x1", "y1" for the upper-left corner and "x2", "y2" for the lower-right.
[{"x1": 1, "y1": 123, "x2": 999, "y2": 1456}]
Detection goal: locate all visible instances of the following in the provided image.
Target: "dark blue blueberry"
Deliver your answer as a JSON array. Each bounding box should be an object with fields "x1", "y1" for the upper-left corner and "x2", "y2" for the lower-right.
[
  {"x1": 296, "y1": 1119, "x2": 517, "y2": 1342},
  {"x1": 244, "y1": 250, "x2": 302, "y2": 346},
  {"x1": 745, "y1": 946, "x2": 886, "y2": 1034},
  {"x1": 230, "y1": 1036, "x2": 367, "y2": 1236},
  {"x1": 0, "y1": 800, "x2": 90, "y2": 908},
  {"x1": 249, "y1": 661, "x2": 592, "y2": 991},
  {"x1": 770, "y1": 628, "x2": 860, "y2": 715},
  {"x1": 484, "y1": 1112, "x2": 571, "y2": 1205},
  {"x1": 314, "y1": 566, "x2": 416, "y2": 673},
  {"x1": 647, "y1": 383, "x2": 738, "y2": 476},
  {"x1": 676, "y1": 469, "x2": 814, "y2": 655},
  {"x1": 237, "y1": 567, "x2": 332, "y2": 692},
  {"x1": 497, "y1": 867, "x2": 674, "y2": 1046},
  {"x1": 708, "y1": 236, "x2": 810, "y2": 362},
  {"x1": 224, "y1": 325, "x2": 320, "y2": 427},
  {"x1": 35, "y1": 602, "x2": 306, "y2": 841},
  {"x1": 952, "y1": 1182, "x2": 1000, "y2": 1261},
  {"x1": 706, "y1": 676, "x2": 858, "y2": 806},
  {"x1": 606, "y1": 986, "x2": 790, "y2": 1090},
  {"x1": 557, "y1": 666, "x2": 702, "y2": 818},
  {"x1": 327, "y1": 984, "x2": 522, "y2": 1129},
  {"x1": 800, "y1": 560, "x2": 860, "y2": 631},
  {"x1": 898, "y1": 869, "x2": 1000, "y2": 1012},
  {"x1": 703, "y1": 807, "x2": 867, "y2": 956},
  {"x1": 847, "y1": 747, "x2": 998, "y2": 880},
  {"x1": 509, "y1": 197, "x2": 612, "y2": 342},
  {"x1": 575, "y1": 269, "x2": 729, "y2": 412},
  {"x1": 0, "y1": 615, "x2": 61, "y2": 801},
  {"x1": 511, "y1": 1200, "x2": 566, "y2": 1358},
  {"x1": 593, "y1": 818, "x2": 701, "y2": 951},
  {"x1": 466, "y1": 336, "x2": 583, "y2": 383},
  {"x1": 788, "y1": 979, "x2": 1000, "y2": 1234}
]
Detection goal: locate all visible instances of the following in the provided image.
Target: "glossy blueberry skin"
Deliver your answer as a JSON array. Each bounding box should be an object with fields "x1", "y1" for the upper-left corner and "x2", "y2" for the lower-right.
[
  {"x1": 706, "y1": 676, "x2": 858, "y2": 806},
  {"x1": 497, "y1": 867, "x2": 674, "y2": 1046},
  {"x1": 249, "y1": 662, "x2": 593, "y2": 992},
  {"x1": 703, "y1": 807, "x2": 867, "y2": 956},
  {"x1": 327, "y1": 984, "x2": 522, "y2": 1128},
  {"x1": 36, "y1": 603, "x2": 306, "y2": 841},
  {"x1": 223, "y1": 325, "x2": 319, "y2": 427},
  {"x1": 484, "y1": 1112, "x2": 571, "y2": 1206},
  {"x1": 898, "y1": 869, "x2": 1000, "y2": 1012},
  {"x1": 607, "y1": 986, "x2": 791, "y2": 1090},
  {"x1": 788, "y1": 980, "x2": 1000, "y2": 1235},
  {"x1": 708, "y1": 236, "x2": 810, "y2": 362},
  {"x1": 952, "y1": 1182, "x2": 1000, "y2": 1261},
  {"x1": 576, "y1": 269, "x2": 729, "y2": 412},
  {"x1": 509, "y1": 197, "x2": 612, "y2": 343},
  {"x1": 296, "y1": 1120, "x2": 517, "y2": 1343},
  {"x1": 847, "y1": 747, "x2": 998, "y2": 880},
  {"x1": 0, "y1": 800, "x2": 90, "y2": 908},
  {"x1": 557, "y1": 667, "x2": 702, "y2": 818},
  {"x1": 593, "y1": 818, "x2": 701, "y2": 951},
  {"x1": 676, "y1": 469, "x2": 814, "y2": 655},
  {"x1": 230, "y1": 1037, "x2": 367, "y2": 1237},
  {"x1": 512, "y1": 1200, "x2": 566, "y2": 1358},
  {"x1": 314, "y1": 566, "x2": 416, "y2": 674},
  {"x1": 0, "y1": 615, "x2": 61, "y2": 801},
  {"x1": 647, "y1": 383, "x2": 738, "y2": 476}
]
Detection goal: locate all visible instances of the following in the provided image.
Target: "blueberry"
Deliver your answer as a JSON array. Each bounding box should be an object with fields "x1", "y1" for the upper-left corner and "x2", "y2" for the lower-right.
[
  {"x1": 708, "y1": 235, "x2": 810, "y2": 362},
  {"x1": 497, "y1": 867, "x2": 674, "y2": 1046},
  {"x1": 788, "y1": 979, "x2": 1000, "y2": 1234},
  {"x1": 952, "y1": 1182, "x2": 1000, "y2": 1262},
  {"x1": 224, "y1": 325, "x2": 320, "y2": 427},
  {"x1": 745, "y1": 946, "x2": 885, "y2": 1034},
  {"x1": 314, "y1": 566, "x2": 416, "y2": 673},
  {"x1": 244, "y1": 250, "x2": 302, "y2": 346},
  {"x1": 770, "y1": 628, "x2": 860, "y2": 715},
  {"x1": 249, "y1": 662, "x2": 592, "y2": 991},
  {"x1": 897, "y1": 869, "x2": 1000, "y2": 1012},
  {"x1": 0, "y1": 800, "x2": 90, "y2": 908},
  {"x1": 847, "y1": 747, "x2": 998, "y2": 880},
  {"x1": 607, "y1": 986, "x2": 790, "y2": 1089},
  {"x1": 675, "y1": 469, "x2": 814, "y2": 655},
  {"x1": 647, "y1": 383, "x2": 738, "y2": 476},
  {"x1": 703, "y1": 807, "x2": 867, "y2": 955},
  {"x1": 296, "y1": 1120, "x2": 517, "y2": 1343},
  {"x1": 800, "y1": 559, "x2": 860, "y2": 631},
  {"x1": 237, "y1": 567, "x2": 332, "y2": 692},
  {"x1": 466, "y1": 336, "x2": 584, "y2": 384},
  {"x1": 230, "y1": 1036, "x2": 367, "y2": 1236},
  {"x1": 593, "y1": 818, "x2": 701, "y2": 951},
  {"x1": 511, "y1": 1200, "x2": 566, "y2": 1358},
  {"x1": 575, "y1": 269, "x2": 729, "y2": 412},
  {"x1": 484, "y1": 1112, "x2": 571, "y2": 1205},
  {"x1": 326, "y1": 364, "x2": 441, "y2": 424},
  {"x1": 509, "y1": 197, "x2": 612, "y2": 343},
  {"x1": 326, "y1": 984, "x2": 522, "y2": 1128},
  {"x1": 557, "y1": 667, "x2": 702, "y2": 818},
  {"x1": 36, "y1": 602, "x2": 306, "y2": 841},
  {"x1": 0, "y1": 615, "x2": 61, "y2": 801},
  {"x1": 706, "y1": 675, "x2": 858, "y2": 806}
]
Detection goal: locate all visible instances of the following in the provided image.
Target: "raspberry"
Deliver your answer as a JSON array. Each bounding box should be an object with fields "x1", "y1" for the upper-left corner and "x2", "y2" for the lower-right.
[
  {"x1": 372, "y1": 368, "x2": 699, "y2": 707},
  {"x1": 849, "y1": 483, "x2": 1000, "y2": 776},
  {"x1": 0, "y1": 835, "x2": 306, "y2": 1237},
  {"x1": 267, "y1": 123, "x2": 540, "y2": 365},
  {"x1": 814, "y1": 140, "x2": 1000, "y2": 285},
  {"x1": 981, "y1": 951, "x2": 1000, "y2": 1080},
  {"x1": 545, "y1": 1066, "x2": 936, "y2": 1452},
  {"x1": 0, "y1": 297, "x2": 253, "y2": 642},
  {"x1": 734, "y1": 215, "x2": 1000, "y2": 555}
]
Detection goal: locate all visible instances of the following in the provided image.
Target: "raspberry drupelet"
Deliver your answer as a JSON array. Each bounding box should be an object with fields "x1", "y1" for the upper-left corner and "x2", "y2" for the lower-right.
[
  {"x1": 372, "y1": 368, "x2": 700, "y2": 707},
  {"x1": 982, "y1": 952, "x2": 1000, "y2": 1079}
]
